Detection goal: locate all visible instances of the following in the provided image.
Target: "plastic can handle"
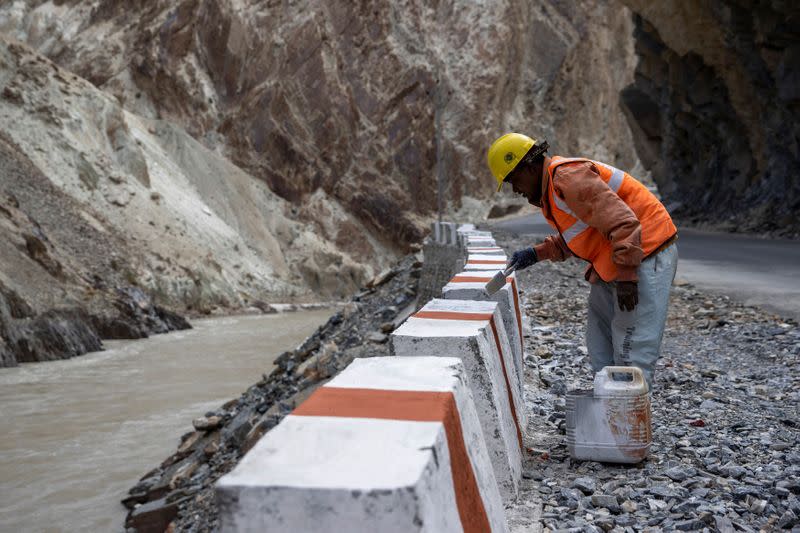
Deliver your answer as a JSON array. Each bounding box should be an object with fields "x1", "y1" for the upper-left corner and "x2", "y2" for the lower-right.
[{"x1": 594, "y1": 366, "x2": 647, "y2": 394}]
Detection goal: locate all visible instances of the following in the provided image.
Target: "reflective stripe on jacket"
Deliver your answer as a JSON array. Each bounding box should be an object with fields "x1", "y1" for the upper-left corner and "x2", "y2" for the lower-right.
[{"x1": 542, "y1": 156, "x2": 677, "y2": 282}]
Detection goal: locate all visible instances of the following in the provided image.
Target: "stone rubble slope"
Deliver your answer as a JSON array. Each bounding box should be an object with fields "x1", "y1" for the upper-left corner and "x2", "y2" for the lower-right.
[{"x1": 490, "y1": 229, "x2": 800, "y2": 533}]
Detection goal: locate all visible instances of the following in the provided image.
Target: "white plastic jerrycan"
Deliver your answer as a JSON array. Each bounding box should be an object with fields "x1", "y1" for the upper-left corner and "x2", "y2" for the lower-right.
[{"x1": 566, "y1": 366, "x2": 652, "y2": 463}]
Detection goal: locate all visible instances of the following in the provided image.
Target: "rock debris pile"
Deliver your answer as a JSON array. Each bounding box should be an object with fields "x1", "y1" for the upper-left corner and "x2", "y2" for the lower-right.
[
  {"x1": 493, "y1": 230, "x2": 800, "y2": 533},
  {"x1": 123, "y1": 255, "x2": 422, "y2": 532}
]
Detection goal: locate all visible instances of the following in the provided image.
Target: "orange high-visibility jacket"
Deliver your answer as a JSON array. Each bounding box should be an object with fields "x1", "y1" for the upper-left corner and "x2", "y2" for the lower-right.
[{"x1": 542, "y1": 156, "x2": 677, "y2": 282}]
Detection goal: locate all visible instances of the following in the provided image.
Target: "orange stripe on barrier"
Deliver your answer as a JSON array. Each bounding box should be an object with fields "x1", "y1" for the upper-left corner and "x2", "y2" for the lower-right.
[
  {"x1": 411, "y1": 310, "x2": 524, "y2": 451},
  {"x1": 466, "y1": 260, "x2": 506, "y2": 264},
  {"x1": 450, "y1": 276, "x2": 493, "y2": 283},
  {"x1": 414, "y1": 310, "x2": 493, "y2": 321},
  {"x1": 293, "y1": 387, "x2": 491, "y2": 533}
]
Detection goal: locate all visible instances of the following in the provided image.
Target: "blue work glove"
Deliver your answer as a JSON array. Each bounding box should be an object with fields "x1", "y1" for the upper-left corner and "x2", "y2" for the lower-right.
[{"x1": 508, "y1": 247, "x2": 538, "y2": 271}]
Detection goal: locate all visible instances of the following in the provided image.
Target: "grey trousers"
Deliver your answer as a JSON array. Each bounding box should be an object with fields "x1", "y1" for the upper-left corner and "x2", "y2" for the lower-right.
[{"x1": 586, "y1": 243, "x2": 678, "y2": 391}]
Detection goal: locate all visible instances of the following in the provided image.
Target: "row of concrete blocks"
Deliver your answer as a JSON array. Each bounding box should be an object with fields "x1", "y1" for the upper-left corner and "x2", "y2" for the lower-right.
[
  {"x1": 431, "y1": 221, "x2": 460, "y2": 246},
  {"x1": 431, "y1": 221, "x2": 500, "y2": 250},
  {"x1": 217, "y1": 226, "x2": 525, "y2": 532}
]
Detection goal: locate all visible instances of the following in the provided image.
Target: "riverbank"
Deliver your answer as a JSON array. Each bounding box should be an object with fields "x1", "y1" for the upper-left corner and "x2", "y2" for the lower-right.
[{"x1": 123, "y1": 254, "x2": 423, "y2": 531}]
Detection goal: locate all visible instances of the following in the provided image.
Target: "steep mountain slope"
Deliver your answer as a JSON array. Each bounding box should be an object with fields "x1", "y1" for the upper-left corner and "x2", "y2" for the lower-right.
[
  {"x1": 0, "y1": 35, "x2": 377, "y2": 303},
  {"x1": 0, "y1": 127, "x2": 190, "y2": 366},
  {"x1": 0, "y1": 36, "x2": 381, "y2": 365},
  {"x1": 1, "y1": 0, "x2": 641, "y2": 238},
  {"x1": 0, "y1": 1, "x2": 642, "y2": 363}
]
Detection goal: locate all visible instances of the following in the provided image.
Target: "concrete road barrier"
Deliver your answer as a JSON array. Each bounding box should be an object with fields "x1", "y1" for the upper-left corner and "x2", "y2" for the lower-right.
[
  {"x1": 457, "y1": 227, "x2": 490, "y2": 238},
  {"x1": 466, "y1": 236, "x2": 496, "y2": 247},
  {"x1": 464, "y1": 254, "x2": 507, "y2": 271},
  {"x1": 216, "y1": 356, "x2": 508, "y2": 533},
  {"x1": 442, "y1": 270, "x2": 525, "y2": 394},
  {"x1": 456, "y1": 223, "x2": 476, "y2": 234},
  {"x1": 432, "y1": 221, "x2": 459, "y2": 245},
  {"x1": 467, "y1": 246, "x2": 505, "y2": 255},
  {"x1": 391, "y1": 299, "x2": 524, "y2": 500}
]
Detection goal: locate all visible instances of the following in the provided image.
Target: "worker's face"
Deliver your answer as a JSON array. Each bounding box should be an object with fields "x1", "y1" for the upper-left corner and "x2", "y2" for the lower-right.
[{"x1": 507, "y1": 163, "x2": 541, "y2": 206}]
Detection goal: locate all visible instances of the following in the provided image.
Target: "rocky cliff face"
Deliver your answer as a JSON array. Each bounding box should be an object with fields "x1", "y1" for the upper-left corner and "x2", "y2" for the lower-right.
[
  {"x1": 0, "y1": 0, "x2": 641, "y2": 362},
  {"x1": 620, "y1": 1, "x2": 800, "y2": 236},
  {"x1": 0, "y1": 129, "x2": 190, "y2": 366},
  {"x1": 1, "y1": 0, "x2": 640, "y2": 243}
]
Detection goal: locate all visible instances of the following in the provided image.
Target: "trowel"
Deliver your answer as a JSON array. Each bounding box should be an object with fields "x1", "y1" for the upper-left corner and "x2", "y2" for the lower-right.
[{"x1": 484, "y1": 265, "x2": 515, "y2": 296}]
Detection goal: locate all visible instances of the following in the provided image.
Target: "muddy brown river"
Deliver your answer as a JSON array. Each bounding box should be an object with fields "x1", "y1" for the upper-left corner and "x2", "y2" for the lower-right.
[{"x1": 0, "y1": 310, "x2": 332, "y2": 532}]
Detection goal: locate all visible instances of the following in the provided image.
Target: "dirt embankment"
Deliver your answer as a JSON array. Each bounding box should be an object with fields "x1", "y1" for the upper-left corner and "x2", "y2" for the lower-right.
[{"x1": 0, "y1": 36, "x2": 375, "y2": 366}]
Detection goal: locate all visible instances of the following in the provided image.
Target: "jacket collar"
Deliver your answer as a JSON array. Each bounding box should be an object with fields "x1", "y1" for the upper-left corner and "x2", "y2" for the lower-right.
[{"x1": 538, "y1": 156, "x2": 554, "y2": 218}]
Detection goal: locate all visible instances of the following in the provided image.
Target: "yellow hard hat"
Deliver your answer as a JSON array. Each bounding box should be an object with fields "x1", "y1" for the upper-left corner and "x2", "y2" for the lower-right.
[{"x1": 487, "y1": 133, "x2": 539, "y2": 191}]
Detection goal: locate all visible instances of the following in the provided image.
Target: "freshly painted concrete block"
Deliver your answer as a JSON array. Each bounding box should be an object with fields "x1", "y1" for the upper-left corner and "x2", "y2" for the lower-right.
[
  {"x1": 467, "y1": 246, "x2": 505, "y2": 255},
  {"x1": 442, "y1": 270, "x2": 525, "y2": 395},
  {"x1": 465, "y1": 240, "x2": 497, "y2": 250},
  {"x1": 391, "y1": 299, "x2": 524, "y2": 500},
  {"x1": 464, "y1": 254, "x2": 507, "y2": 271},
  {"x1": 216, "y1": 356, "x2": 508, "y2": 533},
  {"x1": 458, "y1": 228, "x2": 492, "y2": 247},
  {"x1": 457, "y1": 227, "x2": 490, "y2": 240},
  {"x1": 466, "y1": 235, "x2": 495, "y2": 244}
]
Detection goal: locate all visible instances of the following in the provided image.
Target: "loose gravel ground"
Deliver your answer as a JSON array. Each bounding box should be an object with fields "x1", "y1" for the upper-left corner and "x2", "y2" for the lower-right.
[{"x1": 494, "y1": 230, "x2": 800, "y2": 533}]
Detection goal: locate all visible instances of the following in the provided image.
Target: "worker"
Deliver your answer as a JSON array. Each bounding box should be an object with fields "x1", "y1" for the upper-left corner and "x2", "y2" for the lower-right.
[{"x1": 487, "y1": 133, "x2": 678, "y2": 390}]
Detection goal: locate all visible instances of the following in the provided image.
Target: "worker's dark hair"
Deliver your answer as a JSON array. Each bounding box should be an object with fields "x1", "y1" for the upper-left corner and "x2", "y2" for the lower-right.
[{"x1": 520, "y1": 140, "x2": 549, "y2": 170}]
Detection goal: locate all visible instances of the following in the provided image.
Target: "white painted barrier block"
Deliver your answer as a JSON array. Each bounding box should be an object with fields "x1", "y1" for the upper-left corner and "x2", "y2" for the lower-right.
[
  {"x1": 216, "y1": 356, "x2": 508, "y2": 533},
  {"x1": 466, "y1": 238, "x2": 496, "y2": 249},
  {"x1": 442, "y1": 270, "x2": 525, "y2": 397},
  {"x1": 466, "y1": 235, "x2": 495, "y2": 242},
  {"x1": 467, "y1": 246, "x2": 505, "y2": 255},
  {"x1": 464, "y1": 230, "x2": 493, "y2": 238},
  {"x1": 431, "y1": 222, "x2": 441, "y2": 243},
  {"x1": 464, "y1": 254, "x2": 507, "y2": 271},
  {"x1": 391, "y1": 299, "x2": 524, "y2": 500}
]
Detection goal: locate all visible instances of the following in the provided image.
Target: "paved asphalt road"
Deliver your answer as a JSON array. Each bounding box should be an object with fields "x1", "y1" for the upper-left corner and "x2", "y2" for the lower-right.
[{"x1": 489, "y1": 213, "x2": 800, "y2": 321}]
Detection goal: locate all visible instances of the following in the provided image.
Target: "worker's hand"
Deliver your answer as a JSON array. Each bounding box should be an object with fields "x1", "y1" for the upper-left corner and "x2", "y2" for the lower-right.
[
  {"x1": 616, "y1": 280, "x2": 639, "y2": 312},
  {"x1": 507, "y1": 247, "x2": 538, "y2": 271}
]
